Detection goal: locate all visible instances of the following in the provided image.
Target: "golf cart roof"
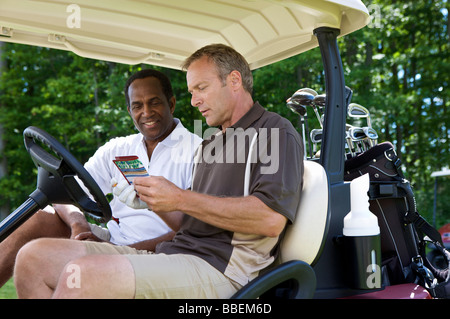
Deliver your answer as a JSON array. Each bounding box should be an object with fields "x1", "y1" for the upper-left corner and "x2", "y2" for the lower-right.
[{"x1": 0, "y1": 0, "x2": 369, "y2": 70}]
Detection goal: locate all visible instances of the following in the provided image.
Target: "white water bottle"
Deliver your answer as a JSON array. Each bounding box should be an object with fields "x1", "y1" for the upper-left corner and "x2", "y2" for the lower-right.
[
  {"x1": 344, "y1": 173, "x2": 380, "y2": 237},
  {"x1": 343, "y1": 174, "x2": 382, "y2": 290}
]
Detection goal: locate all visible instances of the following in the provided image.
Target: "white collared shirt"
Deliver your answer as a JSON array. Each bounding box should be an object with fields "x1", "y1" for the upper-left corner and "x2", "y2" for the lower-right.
[{"x1": 84, "y1": 119, "x2": 202, "y2": 245}]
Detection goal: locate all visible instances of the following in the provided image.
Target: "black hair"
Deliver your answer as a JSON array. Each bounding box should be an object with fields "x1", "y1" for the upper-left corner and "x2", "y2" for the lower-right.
[{"x1": 124, "y1": 69, "x2": 174, "y2": 108}]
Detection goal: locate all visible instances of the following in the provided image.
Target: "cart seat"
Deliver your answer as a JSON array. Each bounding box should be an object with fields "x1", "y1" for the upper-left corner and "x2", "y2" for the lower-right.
[
  {"x1": 280, "y1": 160, "x2": 329, "y2": 265},
  {"x1": 232, "y1": 160, "x2": 329, "y2": 298}
]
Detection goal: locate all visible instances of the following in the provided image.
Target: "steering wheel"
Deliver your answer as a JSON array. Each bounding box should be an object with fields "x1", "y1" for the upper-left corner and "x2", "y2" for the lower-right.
[{"x1": 0, "y1": 126, "x2": 111, "y2": 242}]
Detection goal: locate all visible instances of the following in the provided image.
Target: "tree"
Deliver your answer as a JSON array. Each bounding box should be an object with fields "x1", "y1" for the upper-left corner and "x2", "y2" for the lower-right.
[{"x1": 338, "y1": 0, "x2": 450, "y2": 225}]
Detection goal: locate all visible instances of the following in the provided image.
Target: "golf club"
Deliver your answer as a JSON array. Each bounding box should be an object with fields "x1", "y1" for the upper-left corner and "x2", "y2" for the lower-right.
[
  {"x1": 363, "y1": 126, "x2": 378, "y2": 147},
  {"x1": 312, "y1": 94, "x2": 326, "y2": 127},
  {"x1": 310, "y1": 128, "x2": 322, "y2": 156},
  {"x1": 286, "y1": 88, "x2": 317, "y2": 159},
  {"x1": 348, "y1": 126, "x2": 368, "y2": 153},
  {"x1": 348, "y1": 103, "x2": 372, "y2": 128}
]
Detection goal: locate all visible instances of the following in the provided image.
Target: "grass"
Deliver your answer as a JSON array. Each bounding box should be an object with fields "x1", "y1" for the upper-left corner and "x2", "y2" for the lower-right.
[{"x1": 0, "y1": 278, "x2": 17, "y2": 299}]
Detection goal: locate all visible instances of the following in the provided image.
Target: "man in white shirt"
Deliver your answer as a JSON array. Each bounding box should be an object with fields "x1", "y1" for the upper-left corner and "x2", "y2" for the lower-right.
[
  {"x1": 0, "y1": 69, "x2": 202, "y2": 287},
  {"x1": 85, "y1": 117, "x2": 200, "y2": 245}
]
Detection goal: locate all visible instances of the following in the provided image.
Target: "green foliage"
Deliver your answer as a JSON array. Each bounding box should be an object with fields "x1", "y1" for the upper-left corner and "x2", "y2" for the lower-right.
[
  {"x1": 0, "y1": 0, "x2": 448, "y2": 228},
  {"x1": 253, "y1": 49, "x2": 325, "y2": 127},
  {"x1": 337, "y1": 0, "x2": 450, "y2": 227},
  {"x1": 0, "y1": 278, "x2": 17, "y2": 299}
]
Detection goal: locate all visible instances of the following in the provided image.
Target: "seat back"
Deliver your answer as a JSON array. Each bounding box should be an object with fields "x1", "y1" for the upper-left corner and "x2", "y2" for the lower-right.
[
  {"x1": 241, "y1": 135, "x2": 329, "y2": 266},
  {"x1": 280, "y1": 160, "x2": 329, "y2": 265}
]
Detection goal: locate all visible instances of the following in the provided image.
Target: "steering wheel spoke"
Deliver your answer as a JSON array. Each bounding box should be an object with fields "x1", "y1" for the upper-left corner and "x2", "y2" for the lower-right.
[
  {"x1": 0, "y1": 127, "x2": 112, "y2": 242},
  {"x1": 24, "y1": 126, "x2": 111, "y2": 221}
]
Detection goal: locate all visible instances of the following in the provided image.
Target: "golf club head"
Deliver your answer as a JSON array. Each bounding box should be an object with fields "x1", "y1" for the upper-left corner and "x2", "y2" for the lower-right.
[
  {"x1": 348, "y1": 103, "x2": 369, "y2": 117},
  {"x1": 363, "y1": 127, "x2": 378, "y2": 147},
  {"x1": 310, "y1": 128, "x2": 323, "y2": 144},
  {"x1": 348, "y1": 126, "x2": 366, "y2": 141},
  {"x1": 297, "y1": 88, "x2": 318, "y2": 97},
  {"x1": 363, "y1": 127, "x2": 378, "y2": 139},
  {"x1": 290, "y1": 90, "x2": 323, "y2": 128},
  {"x1": 348, "y1": 103, "x2": 372, "y2": 128},
  {"x1": 291, "y1": 91, "x2": 315, "y2": 106},
  {"x1": 286, "y1": 88, "x2": 318, "y2": 116},
  {"x1": 286, "y1": 89, "x2": 316, "y2": 116},
  {"x1": 345, "y1": 130, "x2": 356, "y2": 157},
  {"x1": 286, "y1": 98, "x2": 307, "y2": 116},
  {"x1": 349, "y1": 126, "x2": 370, "y2": 152},
  {"x1": 313, "y1": 94, "x2": 326, "y2": 109}
]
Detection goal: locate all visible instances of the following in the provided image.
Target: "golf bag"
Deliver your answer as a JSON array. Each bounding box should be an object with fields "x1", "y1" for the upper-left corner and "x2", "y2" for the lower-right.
[{"x1": 344, "y1": 142, "x2": 450, "y2": 298}]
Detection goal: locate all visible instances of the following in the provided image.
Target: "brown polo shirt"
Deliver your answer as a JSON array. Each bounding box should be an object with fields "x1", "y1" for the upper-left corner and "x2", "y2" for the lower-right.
[{"x1": 156, "y1": 102, "x2": 304, "y2": 286}]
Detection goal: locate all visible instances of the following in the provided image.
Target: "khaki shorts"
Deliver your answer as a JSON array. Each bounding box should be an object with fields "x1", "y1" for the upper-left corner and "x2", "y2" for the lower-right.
[{"x1": 83, "y1": 241, "x2": 241, "y2": 299}]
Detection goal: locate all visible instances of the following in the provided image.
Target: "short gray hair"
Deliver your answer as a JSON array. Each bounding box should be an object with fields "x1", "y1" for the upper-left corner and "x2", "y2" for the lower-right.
[{"x1": 182, "y1": 44, "x2": 253, "y2": 95}]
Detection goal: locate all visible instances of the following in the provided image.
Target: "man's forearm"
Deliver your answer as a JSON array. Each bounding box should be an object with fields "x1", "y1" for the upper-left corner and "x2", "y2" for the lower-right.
[
  {"x1": 127, "y1": 231, "x2": 176, "y2": 251},
  {"x1": 134, "y1": 176, "x2": 287, "y2": 238},
  {"x1": 178, "y1": 192, "x2": 287, "y2": 238},
  {"x1": 52, "y1": 204, "x2": 91, "y2": 237}
]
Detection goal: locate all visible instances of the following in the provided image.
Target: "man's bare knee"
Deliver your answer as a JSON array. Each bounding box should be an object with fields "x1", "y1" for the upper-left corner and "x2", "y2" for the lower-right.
[
  {"x1": 15, "y1": 238, "x2": 89, "y2": 298},
  {"x1": 14, "y1": 238, "x2": 49, "y2": 297},
  {"x1": 16, "y1": 237, "x2": 87, "y2": 265},
  {"x1": 53, "y1": 255, "x2": 135, "y2": 299},
  {"x1": 15, "y1": 238, "x2": 59, "y2": 275},
  {"x1": 15, "y1": 238, "x2": 46, "y2": 266}
]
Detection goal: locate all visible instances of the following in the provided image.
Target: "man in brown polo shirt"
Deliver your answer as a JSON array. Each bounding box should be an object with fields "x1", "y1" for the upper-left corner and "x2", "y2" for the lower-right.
[{"x1": 14, "y1": 44, "x2": 303, "y2": 298}]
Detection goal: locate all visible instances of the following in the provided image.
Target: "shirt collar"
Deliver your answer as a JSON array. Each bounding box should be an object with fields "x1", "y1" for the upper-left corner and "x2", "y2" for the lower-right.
[
  {"x1": 140, "y1": 118, "x2": 184, "y2": 149},
  {"x1": 229, "y1": 102, "x2": 265, "y2": 130}
]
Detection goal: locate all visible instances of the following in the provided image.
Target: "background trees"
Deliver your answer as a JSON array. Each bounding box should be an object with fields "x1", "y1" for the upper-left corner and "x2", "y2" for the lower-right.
[{"x1": 0, "y1": 0, "x2": 448, "y2": 228}]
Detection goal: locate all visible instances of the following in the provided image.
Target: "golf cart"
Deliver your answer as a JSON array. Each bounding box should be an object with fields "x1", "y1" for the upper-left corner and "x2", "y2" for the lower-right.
[{"x1": 0, "y1": 0, "x2": 435, "y2": 299}]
